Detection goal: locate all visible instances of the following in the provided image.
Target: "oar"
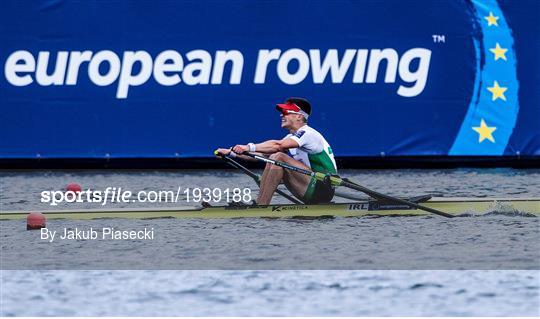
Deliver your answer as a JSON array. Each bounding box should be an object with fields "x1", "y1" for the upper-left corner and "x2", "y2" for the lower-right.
[
  {"x1": 221, "y1": 154, "x2": 369, "y2": 202},
  {"x1": 221, "y1": 154, "x2": 364, "y2": 203},
  {"x1": 216, "y1": 152, "x2": 303, "y2": 204},
  {"x1": 334, "y1": 191, "x2": 369, "y2": 201},
  {"x1": 243, "y1": 152, "x2": 454, "y2": 218}
]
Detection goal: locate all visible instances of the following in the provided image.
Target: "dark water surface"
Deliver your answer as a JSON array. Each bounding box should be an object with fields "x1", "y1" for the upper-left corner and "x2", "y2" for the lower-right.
[{"x1": 1, "y1": 168, "x2": 539, "y2": 315}]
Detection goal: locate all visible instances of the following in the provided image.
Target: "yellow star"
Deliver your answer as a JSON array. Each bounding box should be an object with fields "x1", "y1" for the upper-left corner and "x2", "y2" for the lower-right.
[
  {"x1": 489, "y1": 43, "x2": 508, "y2": 61},
  {"x1": 472, "y1": 119, "x2": 496, "y2": 143},
  {"x1": 485, "y1": 12, "x2": 499, "y2": 26},
  {"x1": 487, "y1": 81, "x2": 507, "y2": 101}
]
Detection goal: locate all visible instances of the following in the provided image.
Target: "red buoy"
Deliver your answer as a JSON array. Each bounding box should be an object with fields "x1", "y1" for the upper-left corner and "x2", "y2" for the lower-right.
[
  {"x1": 27, "y1": 212, "x2": 46, "y2": 230},
  {"x1": 66, "y1": 183, "x2": 82, "y2": 193}
]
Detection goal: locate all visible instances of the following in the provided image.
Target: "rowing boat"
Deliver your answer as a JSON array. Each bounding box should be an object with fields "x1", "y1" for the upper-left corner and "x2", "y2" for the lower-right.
[
  {"x1": 3, "y1": 154, "x2": 537, "y2": 221},
  {"x1": 1, "y1": 197, "x2": 538, "y2": 220}
]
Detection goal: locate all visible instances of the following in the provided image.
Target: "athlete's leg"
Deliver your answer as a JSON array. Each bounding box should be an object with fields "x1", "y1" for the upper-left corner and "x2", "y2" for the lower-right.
[
  {"x1": 256, "y1": 156, "x2": 284, "y2": 205},
  {"x1": 256, "y1": 152, "x2": 311, "y2": 205}
]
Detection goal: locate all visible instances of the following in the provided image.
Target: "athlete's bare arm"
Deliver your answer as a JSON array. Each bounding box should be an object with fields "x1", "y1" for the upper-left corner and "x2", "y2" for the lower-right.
[
  {"x1": 215, "y1": 138, "x2": 299, "y2": 161},
  {"x1": 236, "y1": 138, "x2": 299, "y2": 154},
  {"x1": 215, "y1": 148, "x2": 259, "y2": 161}
]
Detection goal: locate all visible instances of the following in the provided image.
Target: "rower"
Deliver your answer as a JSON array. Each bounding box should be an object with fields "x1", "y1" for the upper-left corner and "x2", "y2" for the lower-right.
[{"x1": 216, "y1": 97, "x2": 337, "y2": 205}]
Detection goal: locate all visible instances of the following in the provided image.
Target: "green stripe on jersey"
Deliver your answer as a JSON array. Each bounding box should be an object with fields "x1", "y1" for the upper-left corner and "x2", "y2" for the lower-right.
[{"x1": 308, "y1": 150, "x2": 337, "y2": 174}]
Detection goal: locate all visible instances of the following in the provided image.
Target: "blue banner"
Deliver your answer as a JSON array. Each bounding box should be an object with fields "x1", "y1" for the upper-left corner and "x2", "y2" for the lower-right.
[{"x1": 1, "y1": 0, "x2": 538, "y2": 159}]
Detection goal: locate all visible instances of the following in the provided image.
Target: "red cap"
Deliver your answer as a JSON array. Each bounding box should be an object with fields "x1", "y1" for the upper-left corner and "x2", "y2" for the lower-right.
[
  {"x1": 276, "y1": 98, "x2": 311, "y2": 119},
  {"x1": 276, "y1": 102, "x2": 302, "y2": 114}
]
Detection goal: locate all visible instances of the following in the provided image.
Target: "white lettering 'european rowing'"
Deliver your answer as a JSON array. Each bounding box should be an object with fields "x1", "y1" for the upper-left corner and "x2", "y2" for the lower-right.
[
  {"x1": 4, "y1": 48, "x2": 431, "y2": 98},
  {"x1": 4, "y1": 49, "x2": 244, "y2": 99},
  {"x1": 254, "y1": 48, "x2": 431, "y2": 97}
]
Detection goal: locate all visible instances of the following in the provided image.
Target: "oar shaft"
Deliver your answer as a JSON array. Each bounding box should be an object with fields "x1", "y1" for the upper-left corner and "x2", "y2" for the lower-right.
[
  {"x1": 249, "y1": 153, "x2": 315, "y2": 177},
  {"x1": 334, "y1": 190, "x2": 369, "y2": 201},
  {"x1": 339, "y1": 179, "x2": 454, "y2": 218},
  {"x1": 224, "y1": 156, "x2": 260, "y2": 182}
]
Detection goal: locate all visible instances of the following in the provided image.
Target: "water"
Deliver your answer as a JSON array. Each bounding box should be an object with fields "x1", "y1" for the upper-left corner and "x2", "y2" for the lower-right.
[
  {"x1": 1, "y1": 215, "x2": 539, "y2": 270},
  {"x1": 1, "y1": 168, "x2": 539, "y2": 315},
  {"x1": 1, "y1": 270, "x2": 539, "y2": 316}
]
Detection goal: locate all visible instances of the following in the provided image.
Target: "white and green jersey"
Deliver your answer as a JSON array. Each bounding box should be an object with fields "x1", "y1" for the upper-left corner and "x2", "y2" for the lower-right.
[{"x1": 285, "y1": 125, "x2": 337, "y2": 174}]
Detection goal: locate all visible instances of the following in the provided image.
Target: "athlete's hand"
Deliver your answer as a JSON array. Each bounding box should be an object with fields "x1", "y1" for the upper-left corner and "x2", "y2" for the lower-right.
[
  {"x1": 232, "y1": 144, "x2": 249, "y2": 154},
  {"x1": 214, "y1": 148, "x2": 231, "y2": 157}
]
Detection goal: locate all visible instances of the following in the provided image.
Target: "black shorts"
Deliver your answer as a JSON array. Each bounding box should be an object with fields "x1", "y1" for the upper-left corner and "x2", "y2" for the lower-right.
[{"x1": 303, "y1": 176, "x2": 335, "y2": 204}]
